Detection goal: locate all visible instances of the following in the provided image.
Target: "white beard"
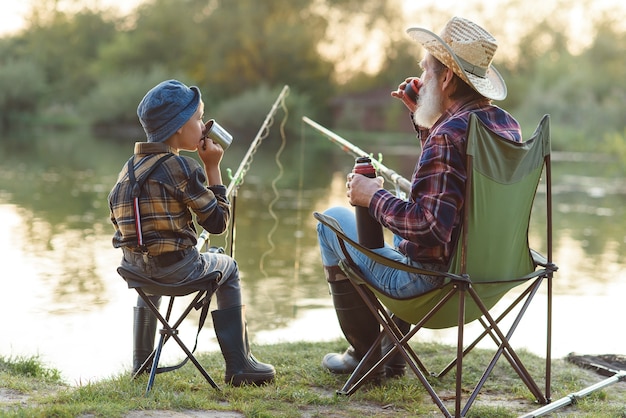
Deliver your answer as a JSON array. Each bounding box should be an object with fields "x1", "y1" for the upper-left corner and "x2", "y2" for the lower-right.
[{"x1": 412, "y1": 77, "x2": 443, "y2": 129}]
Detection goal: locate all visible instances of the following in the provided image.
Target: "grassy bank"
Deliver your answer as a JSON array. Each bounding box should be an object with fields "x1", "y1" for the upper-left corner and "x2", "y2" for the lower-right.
[{"x1": 1, "y1": 341, "x2": 625, "y2": 417}]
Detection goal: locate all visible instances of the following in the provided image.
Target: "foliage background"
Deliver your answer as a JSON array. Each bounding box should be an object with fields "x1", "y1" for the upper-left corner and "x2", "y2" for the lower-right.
[{"x1": 0, "y1": 0, "x2": 625, "y2": 156}]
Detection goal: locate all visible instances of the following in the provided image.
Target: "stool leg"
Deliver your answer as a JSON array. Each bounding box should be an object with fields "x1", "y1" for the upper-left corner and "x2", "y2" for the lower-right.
[
  {"x1": 133, "y1": 290, "x2": 221, "y2": 393},
  {"x1": 145, "y1": 330, "x2": 166, "y2": 395}
]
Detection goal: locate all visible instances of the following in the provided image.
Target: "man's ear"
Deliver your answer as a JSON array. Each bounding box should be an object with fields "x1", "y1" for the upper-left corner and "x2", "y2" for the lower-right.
[{"x1": 441, "y1": 67, "x2": 455, "y2": 91}]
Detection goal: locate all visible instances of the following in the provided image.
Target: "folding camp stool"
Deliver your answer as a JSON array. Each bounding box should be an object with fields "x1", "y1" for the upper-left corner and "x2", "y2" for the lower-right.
[{"x1": 117, "y1": 266, "x2": 223, "y2": 395}]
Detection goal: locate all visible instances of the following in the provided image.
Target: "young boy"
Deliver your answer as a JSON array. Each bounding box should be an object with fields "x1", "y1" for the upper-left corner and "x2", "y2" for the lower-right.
[{"x1": 108, "y1": 79, "x2": 275, "y2": 386}]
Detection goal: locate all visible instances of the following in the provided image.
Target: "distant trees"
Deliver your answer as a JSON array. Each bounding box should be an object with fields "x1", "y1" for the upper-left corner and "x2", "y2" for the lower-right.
[
  {"x1": 0, "y1": 0, "x2": 624, "y2": 155},
  {"x1": 0, "y1": 0, "x2": 401, "y2": 134},
  {"x1": 0, "y1": 58, "x2": 46, "y2": 130},
  {"x1": 499, "y1": 13, "x2": 626, "y2": 151}
]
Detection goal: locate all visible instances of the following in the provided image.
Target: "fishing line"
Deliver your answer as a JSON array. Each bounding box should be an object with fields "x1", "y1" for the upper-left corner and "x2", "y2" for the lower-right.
[
  {"x1": 258, "y1": 90, "x2": 289, "y2": 278},
  {"x1": 291, "y1": 109, "x2": 307, "y2": 287},
  {"x1": 196, "y1": 86, "x2": 290, "y2": 253}
]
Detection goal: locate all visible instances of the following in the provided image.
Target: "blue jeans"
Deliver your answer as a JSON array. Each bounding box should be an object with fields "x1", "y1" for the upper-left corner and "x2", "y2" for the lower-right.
[{"x1": 317, "y1": 206, "x2": 444, "y2": 299}]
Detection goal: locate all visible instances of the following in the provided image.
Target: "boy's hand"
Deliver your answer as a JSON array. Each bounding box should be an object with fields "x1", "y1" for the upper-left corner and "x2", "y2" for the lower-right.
[{"x1": 198, "y1": 138, "x2": 224, "y2": 167}]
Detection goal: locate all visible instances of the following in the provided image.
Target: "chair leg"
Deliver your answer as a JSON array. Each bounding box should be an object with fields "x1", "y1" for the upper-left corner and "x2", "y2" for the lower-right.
[
  {"x1": 134, "y1": 289, "x2": 221, "y2": 393},
  {"x1": 381, "y1": 313, "x2": 411, "y2": 378},
  {"x1": 322, "y1": 267, "x2": 381, "y2": 376},
  {"x1": 461, "y1": 284, "x2": 547, "y2": 414},
  {"x1": 339, "y1": 278, "x2": 457, "y2": 417}
]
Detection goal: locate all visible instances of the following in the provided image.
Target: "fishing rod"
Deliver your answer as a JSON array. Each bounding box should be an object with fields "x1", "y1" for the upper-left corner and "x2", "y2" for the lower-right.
[
  {"x1": 301, "y1": 116, "x2": 412, "y2": 195},
  {"x1": 520, "y1": 368, "x2": 626, "y2": 417},
  {"x1": 196, "y1": 85, "x2": 290, "y2": 252}
]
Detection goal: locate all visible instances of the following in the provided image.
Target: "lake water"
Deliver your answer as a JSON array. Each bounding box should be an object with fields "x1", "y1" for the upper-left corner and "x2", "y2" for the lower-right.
[{"x1": 1, "y1": 128, "x2": 625, "y2": 385}]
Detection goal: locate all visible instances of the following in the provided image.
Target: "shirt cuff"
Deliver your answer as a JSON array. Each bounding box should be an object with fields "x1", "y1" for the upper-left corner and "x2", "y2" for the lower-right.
[
  {"x1": 370, "y1": 188, "x2": 394, "y2": 218},
  {"x1": 208, "y1": 184, "x2": 227, "y2": 196}
]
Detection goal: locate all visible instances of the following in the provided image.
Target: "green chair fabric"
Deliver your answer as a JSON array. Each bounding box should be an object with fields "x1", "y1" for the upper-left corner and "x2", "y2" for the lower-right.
[{"x1": 379, "y1": 113, "x2": 549, "y2": 328}]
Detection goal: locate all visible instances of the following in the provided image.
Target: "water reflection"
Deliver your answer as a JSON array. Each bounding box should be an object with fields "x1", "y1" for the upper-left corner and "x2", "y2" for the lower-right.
[{"x1": 1, "y1": 129, "x2": 625, "y2": 384}]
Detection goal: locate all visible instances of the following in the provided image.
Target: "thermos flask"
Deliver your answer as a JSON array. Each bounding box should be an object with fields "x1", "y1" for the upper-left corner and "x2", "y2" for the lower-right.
[{"x1": 353, "y1": 156, "x2": 384, "y2": 249}]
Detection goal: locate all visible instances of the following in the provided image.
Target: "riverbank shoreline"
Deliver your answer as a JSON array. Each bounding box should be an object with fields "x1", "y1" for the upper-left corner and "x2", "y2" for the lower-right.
[{"x1": 2, "y1": 340, "x2": 625, "y2": 417}]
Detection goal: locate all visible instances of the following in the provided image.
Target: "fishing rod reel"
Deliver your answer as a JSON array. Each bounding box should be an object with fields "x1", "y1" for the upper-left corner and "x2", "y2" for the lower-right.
[{"x1": 203, "y1": 119, "x2": 234, "y2": 150}]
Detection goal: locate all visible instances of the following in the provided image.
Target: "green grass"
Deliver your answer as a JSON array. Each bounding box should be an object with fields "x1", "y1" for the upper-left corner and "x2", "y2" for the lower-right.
[{"x1": 1, "y1": 341, "x2": 625, "y2": 417}]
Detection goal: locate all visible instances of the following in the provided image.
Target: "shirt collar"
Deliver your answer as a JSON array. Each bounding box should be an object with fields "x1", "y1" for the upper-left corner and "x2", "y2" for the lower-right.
[
  {"x1": 431, "y1": 97, "x2": 491, "y2": 131},
  {"x1": 133, "y1": 141, "x2": 178, "y2": 156}
]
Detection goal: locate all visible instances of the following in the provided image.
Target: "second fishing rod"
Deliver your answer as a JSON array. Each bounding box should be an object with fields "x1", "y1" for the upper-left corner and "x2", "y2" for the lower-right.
[
  {"x1": 196, "y1": 85, "x2": 290, "y2": 254},
  {"x1": 301, "y1": 116, "x2": 412, "y2": 197}
]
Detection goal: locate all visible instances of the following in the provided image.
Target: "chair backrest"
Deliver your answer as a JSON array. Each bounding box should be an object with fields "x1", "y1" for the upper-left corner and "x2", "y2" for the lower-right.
[{"x1": 374, "y1": 114, "x2": 551, "y2": 328}]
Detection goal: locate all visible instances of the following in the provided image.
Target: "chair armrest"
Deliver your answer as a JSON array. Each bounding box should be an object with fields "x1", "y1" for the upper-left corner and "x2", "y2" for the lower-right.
[
  {"x1": 530, "y1": 249, "x2": 558, "y2": 273},
  {"x1": 313, "y1": 211, "x2": 465, "y2": 283}
]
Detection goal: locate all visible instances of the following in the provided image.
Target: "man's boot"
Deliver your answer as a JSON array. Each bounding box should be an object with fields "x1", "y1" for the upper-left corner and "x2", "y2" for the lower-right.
[
  {"x1": 132, "y1": 298, "x2": 159, "y2": 375},
  {"x1": 321, "y1": 266, "x2": 381, "y2": 376},
  {"x1": 212, "y1": 305, "x2": 275, "y2": 386},
  {"x1": 381, "y1": 314, "x2": 411, "y2": 378}
]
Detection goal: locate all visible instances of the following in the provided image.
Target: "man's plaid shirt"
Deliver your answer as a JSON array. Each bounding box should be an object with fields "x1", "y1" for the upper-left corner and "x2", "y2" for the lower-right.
[{"x1": 370, "y1": 98, "x2": 521, "y2": 265}]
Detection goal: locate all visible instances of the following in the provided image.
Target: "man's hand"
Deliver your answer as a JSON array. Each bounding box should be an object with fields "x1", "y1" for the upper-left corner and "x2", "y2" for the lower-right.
[
  {"x1": 391, "y1": 77, "x2": 421, "y2": 113},
  {"x1": 346, "y1": 173, "x2": 384, "y2": 207}
]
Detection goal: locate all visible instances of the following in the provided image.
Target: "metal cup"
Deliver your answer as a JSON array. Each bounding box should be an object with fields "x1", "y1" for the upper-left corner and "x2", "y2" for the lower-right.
[
  {"x1": 404, "y1": 78, "x2": 420, "y2": 103},
  {"x1": 203, "y1": 119, "x2": 233, "y2": 150}
]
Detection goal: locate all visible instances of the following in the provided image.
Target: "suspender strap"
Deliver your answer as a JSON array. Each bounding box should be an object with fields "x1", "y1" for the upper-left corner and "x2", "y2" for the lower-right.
[{"x1": 127, "y1": 154, "x2": 174, "y2": 251}]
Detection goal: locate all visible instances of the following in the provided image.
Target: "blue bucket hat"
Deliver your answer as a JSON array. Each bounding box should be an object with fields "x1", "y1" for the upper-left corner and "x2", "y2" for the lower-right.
[{"x1": 137, "y1": 79, "x2": 201, "y2": 143}]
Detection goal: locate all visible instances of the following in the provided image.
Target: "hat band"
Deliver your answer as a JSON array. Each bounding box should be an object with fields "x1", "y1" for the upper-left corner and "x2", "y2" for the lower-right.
[{"x1": 457, "y1": 55, "x2": 487, "y2": 78}]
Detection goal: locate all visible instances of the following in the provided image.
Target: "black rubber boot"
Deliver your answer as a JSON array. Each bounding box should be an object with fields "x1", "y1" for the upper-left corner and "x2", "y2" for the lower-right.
[
  {"x1": 321, "y1": 266, "x2": 381, "y2": 376},
  {"x1": 132, "y1": 297, "x2": 160, "y2": 375},
  {"x1": 212, "y1": 305, "x2": 275, "y2": 386},
  {"x1": 381, "y1": 314, "x2": 411, "y2": 378}
]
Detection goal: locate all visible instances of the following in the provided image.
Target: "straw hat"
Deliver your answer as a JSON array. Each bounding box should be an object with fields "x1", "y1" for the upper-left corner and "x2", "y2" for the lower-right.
[{"x1": 407, "y1": 17, "x2": 507, "y2": 101}]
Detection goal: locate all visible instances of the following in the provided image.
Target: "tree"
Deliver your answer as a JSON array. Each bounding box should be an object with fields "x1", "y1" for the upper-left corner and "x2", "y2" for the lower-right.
[
  {"x1": 0, "y1": 58, "x2": 46, "y2": 132},
  {"x1": 17, "y1": 4, "x2": 118, "y2": 104},
  {"x1": 94, "y1": 0, "x2": 402, "y2": 117}
]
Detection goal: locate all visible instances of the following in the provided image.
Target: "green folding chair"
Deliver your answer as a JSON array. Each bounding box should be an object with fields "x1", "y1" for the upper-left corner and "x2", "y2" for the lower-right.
[{"x1": 314, "y1": 113, "x2": 557, "y2": 417}]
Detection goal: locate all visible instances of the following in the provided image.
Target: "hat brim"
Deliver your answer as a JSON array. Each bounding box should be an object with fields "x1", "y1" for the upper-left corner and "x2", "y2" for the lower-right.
[{"x1": 406, "y1": 27, "x2": 507, "y2": 101}]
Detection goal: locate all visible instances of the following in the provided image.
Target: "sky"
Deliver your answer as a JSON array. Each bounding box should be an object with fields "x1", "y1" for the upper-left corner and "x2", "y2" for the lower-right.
[
  {"x1": 0, "y1": 2, "x2": 29, "y2": 35},
  {"x1": 0, "y1": 0, "x2": 142, "y2": 36}
]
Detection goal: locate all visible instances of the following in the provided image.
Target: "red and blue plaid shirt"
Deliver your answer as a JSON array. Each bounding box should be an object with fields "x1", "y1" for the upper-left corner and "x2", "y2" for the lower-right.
[{"x1": 370, "y1": 98, "x2": 521, "y2": 265}]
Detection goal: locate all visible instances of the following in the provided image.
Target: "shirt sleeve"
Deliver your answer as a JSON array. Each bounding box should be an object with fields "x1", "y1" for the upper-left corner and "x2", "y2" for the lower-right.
[
  {"x1": 370, "y1": 132, "x2": 465, "y2": 249},
  {"x1": 183, "y1": 165, "x2": 231, "y2": 234}
]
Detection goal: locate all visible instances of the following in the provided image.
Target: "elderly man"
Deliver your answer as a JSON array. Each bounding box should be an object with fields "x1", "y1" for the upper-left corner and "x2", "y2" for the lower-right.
[{"x1": 317, "y1": 17, "x2": 521, "y2": 378}]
